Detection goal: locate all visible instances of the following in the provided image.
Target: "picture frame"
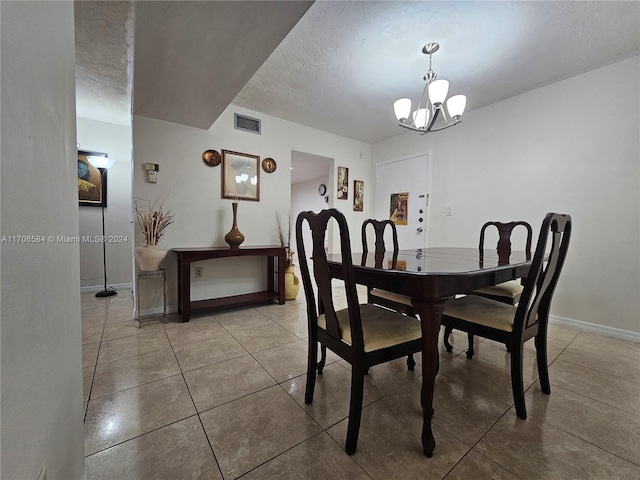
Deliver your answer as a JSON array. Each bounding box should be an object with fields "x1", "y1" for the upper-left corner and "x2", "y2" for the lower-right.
[
  {"x1": 353, "y1": 180, "x2": 364, "y2": 211},
  {"x1": 389, "y1": 192, "x2": 408, "y2": 225},
  {"x1": 78, "y1": 150, "x2": 108, "y2": 207},
  {"x1": 221, "y1": 150, "x2": 260, "y2": 201},
  {"x1": 337, "y1": 166, "x2": 349, "y2": 200}
]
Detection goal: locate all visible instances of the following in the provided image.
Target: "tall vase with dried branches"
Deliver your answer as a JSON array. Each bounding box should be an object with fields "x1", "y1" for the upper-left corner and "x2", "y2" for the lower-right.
[
  {"x1": 276, "y1": 210, "x2": 299, "y2": 300},
  {"x1": 134, "y1": 197, "x2": 175, "y2": 271}
]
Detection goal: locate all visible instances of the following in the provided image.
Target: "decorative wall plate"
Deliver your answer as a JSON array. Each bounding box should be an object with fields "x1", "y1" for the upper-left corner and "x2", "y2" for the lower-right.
[
  {"x1": 202, "y1": 149, "x2": 221, "y2": 167},
  {"x1": 262, "y1": 157, "x2": 277, "y2": 173}
]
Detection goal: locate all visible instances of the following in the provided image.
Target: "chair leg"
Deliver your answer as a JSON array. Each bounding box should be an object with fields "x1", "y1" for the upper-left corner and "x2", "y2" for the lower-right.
[
  {"x1": 318, "y1": 345, "x2": 327, "y2": 374},
  {"x1": 510, "y1": 343, "x2": 527, "y2": 419},
  {"x1": 345, "y1": 364, "x2": 366, "y2": 455},
  {"x1": 443, "y1": 326, "x2": 454, "y2": 352},
  {"x1": 305, "y1": 340, "x2": 318, "y2": 405},
  {"x1": 535, "y1": 333, "x2": 551, "y2": 394},
  {"x1": 407, "y1": 353, "x2": 416, "y2": 371},
  {"x1": 466, "y1": 332, "x2": 475, "y2": 359}
]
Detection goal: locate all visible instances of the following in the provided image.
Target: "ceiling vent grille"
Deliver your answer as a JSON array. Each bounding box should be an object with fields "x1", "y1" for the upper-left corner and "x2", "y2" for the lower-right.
[{"x1": 234, "y1": 113, "x2": 261, "y2": 135}]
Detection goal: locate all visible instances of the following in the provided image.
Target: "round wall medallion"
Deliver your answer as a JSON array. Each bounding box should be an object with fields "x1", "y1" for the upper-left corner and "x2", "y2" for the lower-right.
[
  {"x1": 262, "y1": 157, "x2": 277, "y2": 173},
  {"x1": 318, "y1": 183, "x2": 327, "y2": 196},
  {"x1": 202, "y1": 149, "x2": 221, "y2": 167}
]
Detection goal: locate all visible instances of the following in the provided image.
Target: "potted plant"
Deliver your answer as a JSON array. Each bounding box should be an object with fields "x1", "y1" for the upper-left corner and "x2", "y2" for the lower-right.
[
  {"x1": 134, "y1": 197, "x2": 175, "y2": 271},
  {"x1": 276, "y1": 210, "x2": 299, "y2": 300}
]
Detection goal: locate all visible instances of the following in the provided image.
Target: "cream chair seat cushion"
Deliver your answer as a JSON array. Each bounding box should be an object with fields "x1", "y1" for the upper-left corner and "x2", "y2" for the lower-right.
[
  {"x1": 444, "y1": 295, "x2": 517, "y2": 332},
  {"x1": 370, "y1": 288, "x2": 413, "y2": 306},
  {"x1": 318, "y1": 304, "x2": 421, "y2": 353},
  {"x1": 474, "y1": 280, "x2": 523, "y2": 299}
]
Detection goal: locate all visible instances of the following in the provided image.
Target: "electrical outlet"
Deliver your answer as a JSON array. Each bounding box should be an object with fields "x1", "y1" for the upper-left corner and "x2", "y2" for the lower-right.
[{"x1": 195, "y1": 267, "x2": 203, "y2": 278}]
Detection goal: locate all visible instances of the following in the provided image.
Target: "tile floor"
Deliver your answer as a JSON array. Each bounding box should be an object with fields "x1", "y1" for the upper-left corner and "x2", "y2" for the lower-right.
[{"x1": 82, "y1": 286, "x2": 640, "y2": 479}]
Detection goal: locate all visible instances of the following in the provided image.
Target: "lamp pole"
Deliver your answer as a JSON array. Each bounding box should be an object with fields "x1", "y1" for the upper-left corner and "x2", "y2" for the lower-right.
[{"x1": 88, "y1": 156, "x2": 118, "y2": 298}]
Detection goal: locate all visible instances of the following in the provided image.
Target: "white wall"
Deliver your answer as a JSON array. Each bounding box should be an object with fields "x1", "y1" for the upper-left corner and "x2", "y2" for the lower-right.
[
  {"x1": 373, "y1": 57, "x2": 640, "y2": 335},
  {"x1": 291, "y1": 175, "x2": 331, "y2": 262},
  {"x1": 77, "y1": 118, "x2": 134, "y2": 290},
  {"x1": 1, "y1": 2, "x2": 85, "y2": 478},
  {"x1": 132, "y1": 106, "x2": 372, "y2": 310}
]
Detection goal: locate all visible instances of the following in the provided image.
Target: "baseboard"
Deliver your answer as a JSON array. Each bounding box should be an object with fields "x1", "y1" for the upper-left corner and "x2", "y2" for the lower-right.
[
  {"x1": 549, "y1": 314, "x2": 640, "y2": 343},
  {"x1": 80, "y1": 282, "x2": 133, "y2": 294}
]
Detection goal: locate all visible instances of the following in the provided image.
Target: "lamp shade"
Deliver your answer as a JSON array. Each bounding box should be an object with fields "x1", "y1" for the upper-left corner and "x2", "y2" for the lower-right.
[
  {"x1": 428, "y1": 79, "x2": 449, "y2": 106},
  {"x1": 447, "y1": 94, "x2": 467, "y2": 118},
  {"x1": 393, "y1": 98, "x2": 412, "y2": 121},
  {"x1": 87, "y1": 155, "x2": 115, "y2": 169},
  {"x1": 414, "y1": 108, "x2": 430, "y2": 129}
]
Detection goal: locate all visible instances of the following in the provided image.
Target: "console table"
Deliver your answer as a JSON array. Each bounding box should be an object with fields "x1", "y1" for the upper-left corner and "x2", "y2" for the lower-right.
[{"x1": 173, "y1": 245, "x2": 286, "y2": 322}]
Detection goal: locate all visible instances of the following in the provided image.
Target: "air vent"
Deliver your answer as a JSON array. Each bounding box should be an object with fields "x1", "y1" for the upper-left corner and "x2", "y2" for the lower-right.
[{"x1": 234, "y1": 113, "x2": 261, "y2": 135}]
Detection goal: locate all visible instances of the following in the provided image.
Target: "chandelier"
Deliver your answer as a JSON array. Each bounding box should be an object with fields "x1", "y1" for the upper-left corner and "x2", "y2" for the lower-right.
[{"x1": 393, "y1": 43, "x2": 466, "y2": 134}]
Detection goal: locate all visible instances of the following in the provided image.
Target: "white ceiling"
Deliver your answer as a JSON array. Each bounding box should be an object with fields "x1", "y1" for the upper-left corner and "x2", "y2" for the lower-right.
[{"x1": 75, "y1": 1, "x2": 640, "y2": 145}]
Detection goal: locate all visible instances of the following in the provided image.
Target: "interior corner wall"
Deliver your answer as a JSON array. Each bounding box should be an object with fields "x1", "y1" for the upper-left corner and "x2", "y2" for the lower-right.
[
  {"x1": 77, "y1": 117, "x2": 134, "y2": 290},
  {"x1": 132, "y1": 106, "x2": 371, "y2": 310},
  {"x1": 372, "y1": 56, "x2": 640, "y2": 334},
  {"x1": 1, "y1": 2, "x2": 86, "y2": 479}
]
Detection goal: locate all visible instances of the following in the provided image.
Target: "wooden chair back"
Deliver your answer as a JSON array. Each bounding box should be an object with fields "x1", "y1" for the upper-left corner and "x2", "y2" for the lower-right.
[
  {"x1": 479, "y1": 220, "x2": 533, "y2": 263},
  {"x1": 361, "y1": 218, "x2": 399, "y2": 268}
]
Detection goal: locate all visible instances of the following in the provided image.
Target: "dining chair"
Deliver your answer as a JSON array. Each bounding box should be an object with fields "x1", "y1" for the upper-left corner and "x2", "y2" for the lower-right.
[
  {"x1": 362, "y1": 218, "x2": 416, "y2": 370},
  {"x1": 443, "y1": 220, "x2": 533, "y2": 357},
  {"x1": 440, "y1": 213, "x2": 571, "y2": 419},
  {"x1": 296, "y1": 208, "x2": 423, "y2": 454}
]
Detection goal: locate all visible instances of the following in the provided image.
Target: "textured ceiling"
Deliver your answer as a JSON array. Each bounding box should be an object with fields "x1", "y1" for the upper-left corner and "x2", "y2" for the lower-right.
[{"x1": 75, "y1": 1, "x2": 640, "y2": 144}]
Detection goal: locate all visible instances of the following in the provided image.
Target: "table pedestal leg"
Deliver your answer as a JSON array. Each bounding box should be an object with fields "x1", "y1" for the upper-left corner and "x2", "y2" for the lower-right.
[{"x1": 412, "y1": 298, "x2": 444, "y2": 457}]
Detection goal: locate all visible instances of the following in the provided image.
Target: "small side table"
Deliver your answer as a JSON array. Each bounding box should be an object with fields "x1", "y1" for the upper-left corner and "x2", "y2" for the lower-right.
[{"x1": 136, "y1": 269, "x2": 167, "y2": 328}]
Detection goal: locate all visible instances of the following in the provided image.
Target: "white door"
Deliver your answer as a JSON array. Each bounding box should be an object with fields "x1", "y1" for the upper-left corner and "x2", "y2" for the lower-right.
[{"x1": 375, "y1": 154, "x2": 430, "y2": 250}]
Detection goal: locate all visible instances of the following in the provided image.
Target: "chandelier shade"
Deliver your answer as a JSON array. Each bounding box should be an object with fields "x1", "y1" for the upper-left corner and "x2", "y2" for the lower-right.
[{"x1": 394, "y1": 43, "x2": 466, "y2": 134}]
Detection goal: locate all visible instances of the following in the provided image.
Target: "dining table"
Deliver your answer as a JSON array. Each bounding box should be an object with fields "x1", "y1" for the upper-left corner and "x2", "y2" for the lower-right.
[{"x1": 326, "y1": 247, "x2": 533, "y2": 457}]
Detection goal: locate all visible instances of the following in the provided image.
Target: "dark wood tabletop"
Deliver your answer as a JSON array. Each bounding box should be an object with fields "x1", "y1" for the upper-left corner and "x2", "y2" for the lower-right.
[{"x1": 327, "y1": 247, "x2": 533, "y2": 457}]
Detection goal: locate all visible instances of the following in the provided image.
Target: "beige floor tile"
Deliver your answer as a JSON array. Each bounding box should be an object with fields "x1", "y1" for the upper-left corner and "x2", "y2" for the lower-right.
[
  {"x1": 83, "y1": 366, "x2": 94, "y2": 402},
  {"x1": 91, "y1": 348, "x2": 181, "y2": 398},
  {"x1": 570, "y1": 331, "x2": 640, "y2": 357},
  {"x1": 184, "y1": 355, "x2": 276, "y2": 412},
  {"x1": 102, "y1": 319, "x2": 164, "y2": 341},
  {"x1": 85, "y1": 375, "x2": 196, "y2": 455},
  {"x1": 200, "y1": 385, "x2": 322, "y2": 479},
  {"x1": 546, "y1": 323, "x2": 581, "y2": 343},
  {"x1": 231, "y1": 323, "x2": 300, "y2": 353},
  {"x1": 164, "y1": 315, "x2": 225, "y2": 347},
  {"x1": 282, "y1": 362, "x2": 387, "y2": 429},
  {"x1": 438, "y1": 354, "x2": 536, "y2": 407},
  {"x1": 213, "y1": 307, "x2": 274, "y2": 334},
  {"x1": 83, "y1": 341, "x2": 100, "y2": 368},
  {"x1": 82, "y1": 321, "x2": 104, "y2": 344},
  {"x1": 525, "y1": 384, "x2": 640, "y2": 464},
  {"x1": 105, "y1": 308, "x2": 136, "y2": 324},
  {"x1": 97, "y1": 330, "x2": 171, "y2": 364},
  {"x1": 476, "y1": 413, "x2": 640, "y2": 479},
  {"x1": 393, "y1": 375, "x2": 511, "y2": 447},
  {"x1": 172, "y1": 331, "x2": 247, "y2": 372},
  {"x1": 444, "y1": 449, "x2": 519, "y2": 480},
  {"x1": 253, "y1": 339, "x2": 323, "y2": 383},
  {"x1": 558, "y1": 342, "x2": 640, "y2": 383},
  {"x1": 85, "y1": 416, "x2": 222, "y2": 480},
  {"x1": 327, "y1": 396, "x2": 470, "y2": 479},
  {"x1": 241, "y1": 432, "x2": 370, "y2": 480},
  {"x1": 549, "y1": 359, "x2": 640, "y2": 415}
]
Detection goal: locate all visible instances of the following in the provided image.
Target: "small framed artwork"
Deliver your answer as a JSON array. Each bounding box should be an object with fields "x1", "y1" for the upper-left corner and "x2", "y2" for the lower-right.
[
  {"x1": 337, "y1": 166, "x2": 349, "y2": 200},
  {"x1": 389, "y1": 192, "x2": 408, "y2": 225},
  {"x1": 222, "y1": 149, "x2": 260, "y2": 201},
  {"x1": 78, "y1": 150, "x2": 108, "y2": 207},
  {"x1": 353, "y1": 180, "x2": 364, "y2": 211}
]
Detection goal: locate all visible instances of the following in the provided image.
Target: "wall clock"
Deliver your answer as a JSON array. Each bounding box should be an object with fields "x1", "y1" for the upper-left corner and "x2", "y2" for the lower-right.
[
  {"x1": 318, "y1": 183, "x2": 327, "y2": 196},
  {"x1": 262, "y1": 157, "x2": 277, "y2": 173}
]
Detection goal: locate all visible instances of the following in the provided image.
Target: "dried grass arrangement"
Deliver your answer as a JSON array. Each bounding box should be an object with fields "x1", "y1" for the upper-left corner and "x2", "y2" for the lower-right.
[
  {"x1": 276, "y1": 209, "x2": 295, "y2": 266},
  {"x1": 134, "y1": 197, "x2": 175, "y2": 246}
]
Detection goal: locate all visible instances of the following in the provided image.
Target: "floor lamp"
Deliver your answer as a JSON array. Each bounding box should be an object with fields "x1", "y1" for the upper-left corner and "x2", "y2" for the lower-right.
[{"x1": 88, "y1": 155, "x2": 118, "y2": 298}]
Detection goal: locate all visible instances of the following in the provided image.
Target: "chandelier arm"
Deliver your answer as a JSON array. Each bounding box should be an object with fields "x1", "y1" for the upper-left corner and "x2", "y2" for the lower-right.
[
  {"x1": 397, "y1": 122, "x2": 430, "y2": 133},
  {"x1": 428, "y1": 120, "x2": 462, "y2": 132},
  {"x1": 426, "y1": 106, "x2": 441, "y2": 131}
]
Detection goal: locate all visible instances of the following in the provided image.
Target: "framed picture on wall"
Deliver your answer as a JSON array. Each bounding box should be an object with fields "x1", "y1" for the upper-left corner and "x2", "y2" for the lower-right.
[
  {"x1": 389, "y1": 192, "x2": 408, "y2": 225},
  {"x1": 337, "y1": 166, "x2": 348, "y2": 200},
  {"x1": 353, "y1": 180, "x2": 364, "y2": 211},
  {"x1": 78, "y1": 150, "x2": 108, "y2": 207},
  {"x1": 222, "y1": 150, "x2": 260, "y2": 201}
]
